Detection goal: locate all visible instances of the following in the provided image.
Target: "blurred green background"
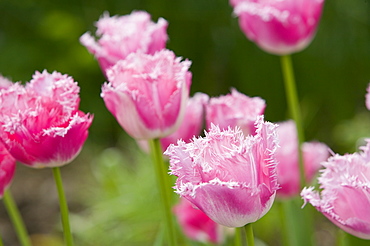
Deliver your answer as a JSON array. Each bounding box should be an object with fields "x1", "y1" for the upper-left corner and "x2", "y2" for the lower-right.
[{"x1": 0, "y1": 0, "x2": 369, "y2": 245}]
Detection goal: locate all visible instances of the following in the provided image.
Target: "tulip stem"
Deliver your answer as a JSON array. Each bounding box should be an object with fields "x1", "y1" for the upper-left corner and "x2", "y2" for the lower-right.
[
  {"x1": 2, "y1": 190, "x2": 32, "y2": 246},
  {"x1": 52, "y1": 167, "x2": 74, "y2": 246},
  {"x1": 337, "y1": 230, "x2": 349, "y2": 246},
  {"x1": 234, "y1": 227, "x2": 242, "y2": 246},
  {"x1": 149, "y1": 139, "x2": 177, "y2": 246},
  {"x1": 280, "y1": 55, "x2": 306, "y2": 188},
  {"x1": 245, "y1": 223, "x2": 254, "y2": 246}
]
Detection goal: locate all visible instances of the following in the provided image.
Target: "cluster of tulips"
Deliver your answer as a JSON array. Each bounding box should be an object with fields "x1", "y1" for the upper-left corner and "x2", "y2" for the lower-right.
[{"x1": 0, "y1": 0, "x2": 369, "y2": 245}]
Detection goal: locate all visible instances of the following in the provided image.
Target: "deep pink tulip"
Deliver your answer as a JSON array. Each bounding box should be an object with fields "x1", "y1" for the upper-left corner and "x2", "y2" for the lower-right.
[
  {"x1": 101, "y1": 49, "x2": 192, "y2": 140},
  {"x1": 206, "y1": 88, "x2": 265, "y2": 135},
  {"x1": 231, "y1": 0, "x2": 325, "y2": 55},
  {"x1": 0, "y1": 141, "x2": 16, "y2": 197},
  {"x1": 80, "y1": 11, "x2": 168, "y2": 75},
  {"x1": 0, "y1": 71, "x2": 93, "y2": 168},
  {"x1": 276, "y1": 120, "x2": 329, "y2": 198},
  {"x1": 174, "y1": 198, "x2": 224, "y2": 244},
  {"x1": 165, "y1": 116, "x2": 279, "y2": 227},
  {"x1": 301, "y1": 140, "x2": 370, "y2": 239}
]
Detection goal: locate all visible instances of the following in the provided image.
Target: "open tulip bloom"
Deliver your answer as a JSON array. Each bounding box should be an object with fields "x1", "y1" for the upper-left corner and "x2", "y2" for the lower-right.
[
  {"x1": 301, "y1": 140, "x2": 370, "y2": 240},
  {"x1": 165, "y1": 116, "x2": 279, "y2": 228},
  {"x1": 0, "y1": 71, "x2": 93, "y2": 168},
  {"x1": 80, "y1": 11, "x2": 168, "y2": 75},
  {"x1": 231, "y1": 0, "x2": 325, "y2": 55}
]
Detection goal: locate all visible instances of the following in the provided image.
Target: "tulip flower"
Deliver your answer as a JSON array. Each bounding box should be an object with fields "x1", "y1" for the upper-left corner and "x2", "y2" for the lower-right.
[
  {"x1": 231, "y1": 0, "x2": 325, "y2": 55},
  {"x1": 0, "y1": 70, "x2": 93, "y2": 168},
  {"x1": 301, "y1": 140, "x2": 370, "y2": 239},
  {"x1": 276, "y1": 120, "x2": 329, "y2": 198},
  {"x1": 80, "y1": 11, "x2": 168, "y2": 75},
  {"x1": 165, "y1": 116, "x2": 279, "y2": 228},
  {"x1": 0, "y1": 75, "x2": 13, "y2": 89},
  {"x1": 366, "y1": 83, "x2": 370, "y2": 110},
  {"x1": 101, "y1": 49, "x2": 192, "y2": 140},
  {"x1": 174, "y1": 198, "x2": 224, "y2": 244},
  {"x1": 137, "y1": 92, "x2": 209, "y2": 152},
  {"x1": 206, "y1": 88, "x2": 265, "y2": 135},
  {"x1": 0, "y1": 141, "x2": 16, "y2": 198}
]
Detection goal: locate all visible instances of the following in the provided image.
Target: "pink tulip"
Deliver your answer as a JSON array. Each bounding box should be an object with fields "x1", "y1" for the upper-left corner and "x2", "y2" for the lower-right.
[
  {"x1": 0, "y1": 75, "x2": 13, "y2": 89},
  {"x1": 0, "y1": 71, "x2": 93, "y2": 168},
  {"x1": 275, "y1": 120, "x2": 329, "y2": 198},
  {"x1": 0, "y1": 136, "x2": 16, "y2": 197},
  {"x1": 80, "y1": 11, "x2": 168, "y2": 75},
  {"x1": 366, "y1": 83, "x2": 370, "y2": 110},
  {"x1": 101, "y1": 49, "x2": 192, "y2": 140},
  {"x1": 137, "y1": 92, "x2": 209, "y2": 152},
  {"x1": 231, "y1": 0, "x2": 325, "y2": 55},
  {"x1": 301, "y1": 140, "x2": 370, "y2": 239},
  {"x1": 174, "y1": 198, "x2": 224, "y2": 244},
  {"x1": 206, "y1": 88, "x2": 265, "y2": 135},
  {"x1": 165, "y1": 116, "x2": 279, "y2": 227}
]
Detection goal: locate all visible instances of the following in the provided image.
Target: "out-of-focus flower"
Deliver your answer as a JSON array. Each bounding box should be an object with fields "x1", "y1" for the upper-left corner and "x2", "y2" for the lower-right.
[
  {"x1": 0, "y1": 141, "x2": 16, "y2": 197},
  {"x1": 80, "y1": 11, "x2": 168, "y2": 75},
  {"x1": 174, "y1": 198, "x2": 224, "y2": 244},
  {"x1": 275, "y1": 120, "x2": 329, "y2": 198},
  {"x1": 165, "y1": 116, "x2": 279, "y2": 227},
  {"x1": 366, "y1": 83, "x2": 370, "y2": 110},
  {"x1": 205, "y1": 88, "x2": 265, "y2": 135},
  {"x1": 231, "y1": 0, "x2": 325, "y2": 55},
  {"x1": 0, "y1": 71, "x2": 93, "y2": 168},
  {"x1": 101, "y1": 49, "x2": 192, "y2": 140},
  {"x1": 137, "y1": 92, "x2": 209, "y2": 152},
  {"x1": 301, "y1": 140, "x2": 370, "y2": 239}
]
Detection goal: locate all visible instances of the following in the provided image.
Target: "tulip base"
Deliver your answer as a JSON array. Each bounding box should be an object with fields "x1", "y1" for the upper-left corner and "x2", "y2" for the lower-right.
[
  {"x1": 52, "y1": 167, "x2": 74, "y2": 246},
  {"x1": 2, "y1": 190, "x2": 31, "y2": 246}
]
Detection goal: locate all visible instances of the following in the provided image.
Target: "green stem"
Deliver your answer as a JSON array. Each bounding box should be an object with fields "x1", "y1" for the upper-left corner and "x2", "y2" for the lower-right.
[
  {"x1": 278, "y1": 200, "x2": 296, "y2": 246},
  {"x1": 149, "y1": 139, "x2": 177, "y2": 246},
  {"x1": 280, "y1": 55, "x2": 306, "y2": 188},
  {"x1": 234, "y1": 227, "x2": 242, "y2": 246},
  {"x1": 337, "y1": 230, "x2": 348, "y2": 246},
  {"x1": 52, "y1": 167, "x2": 73, "y2": 246},
  {"x1": 2, "y1": 190, "x2": 32, "y2": 246},
  {"x1": 244, "y1": 224, "x2": 254, "y2": 246}
]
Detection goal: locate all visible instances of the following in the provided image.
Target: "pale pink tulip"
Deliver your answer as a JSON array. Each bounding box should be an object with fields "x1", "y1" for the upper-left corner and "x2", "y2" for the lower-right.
[
  {"x1": 206, "y1": 88, "x2": 265, "y2": 135},
  {"x1": 0, "y1": 141, "x2": 16, "y2": 197},
  {"x1": 276, "y1": 120, "x2": 329, "y2": 197},
  {"x1": 231, "y1": 0, "x2": 325, "y2": 55},
  {"x1": 0, "y1": 71, "x2": 93, "y2": 168},
  {"x1": 0, "y1": 75, "x2": 13, "y2": 89},
  {"x1": 80, "y1": 11, "x2": 168, "y2": 74},
  {"x1": 301, "y1": 140, "x2": 370, "y2": 239},
  {"x1": 165, "y1": 116, "x2": 279, "y2": 227},
  {"x1": 174, "y1": 198, "x2": 224, "y2": 244},
  {"x1": 101, "y1": 49, "x2": 192, "y2": 140}
]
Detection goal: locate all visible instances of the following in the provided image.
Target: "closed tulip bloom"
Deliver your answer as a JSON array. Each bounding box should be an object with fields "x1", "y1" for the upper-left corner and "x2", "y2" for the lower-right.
[
  {"x1": 0, "y1": 71, "x2": 93, "y2": 168},
  {"x1": 80, "y1": 11, "x2": 168, "y2": 74},
  {"x1": 101, "y1": 49, "x2": 192, "y2": 140},
  {"x1": 206, "y1": 88, "x2": 265, "y2": 135},
  {"x1": 301, "y1": 140, "x2": 370, "y2": 239},
  {"x1": 174, "y1": 198, "x2": 224, "y2": 244},
  {"x1": 276, "y1": 120, "x2": 329, "y2": 197},
  {"x1": 231, "y1": 0, "x2": 324, "y2": 55},
  {"x1": 0, "y1": 141, "x2": 16, "y2": 197},
  {"x1": 165, "y1": 116, "x2": 279, "y2": 227}
]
